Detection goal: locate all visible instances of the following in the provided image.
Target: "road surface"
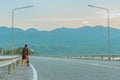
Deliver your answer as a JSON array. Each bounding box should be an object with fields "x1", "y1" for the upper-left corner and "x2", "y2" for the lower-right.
[{"x1": 30, "y1": 56, "x2": 120, "y2": 80}]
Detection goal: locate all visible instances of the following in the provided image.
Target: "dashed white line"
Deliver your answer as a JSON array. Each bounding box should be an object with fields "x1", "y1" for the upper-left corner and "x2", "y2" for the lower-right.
[{"x1": 30, "y1": 63, "x2": 38, "y2": 80}]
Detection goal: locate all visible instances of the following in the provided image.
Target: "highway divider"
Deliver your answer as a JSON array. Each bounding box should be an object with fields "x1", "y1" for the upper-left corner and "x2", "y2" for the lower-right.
[{"x1": 65, "y1": 54, "x2": 120, "y2": 61}]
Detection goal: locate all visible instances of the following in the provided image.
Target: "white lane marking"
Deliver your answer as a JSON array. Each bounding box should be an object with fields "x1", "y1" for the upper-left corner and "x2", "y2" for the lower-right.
[
  {"x1": 30, "y1": 63, "x2": 38, "y2": 80},
  {"x1": 34, "y1": 56, "x2": 120, "y2": 69},
  {"x1": 67, "y1": 61, "x2": 120, "y2": 69}
]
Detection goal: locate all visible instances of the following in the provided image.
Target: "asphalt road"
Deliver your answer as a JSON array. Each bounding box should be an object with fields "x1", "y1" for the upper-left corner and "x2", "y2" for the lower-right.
[{"x1": 30, "y1": 56, "x2": 120, "y2": 80}]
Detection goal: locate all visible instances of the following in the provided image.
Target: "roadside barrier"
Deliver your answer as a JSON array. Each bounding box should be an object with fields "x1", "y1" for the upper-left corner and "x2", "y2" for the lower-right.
[{"x1": 0, "y1": 56, "x2": 21, "y2": 75}]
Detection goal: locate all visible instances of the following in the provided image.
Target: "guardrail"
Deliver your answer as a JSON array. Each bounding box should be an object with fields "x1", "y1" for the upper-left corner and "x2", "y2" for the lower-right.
[
  {"x1": 65, "y1": 54, "x2": 120, "y2": 61},
  {"x1": 0, "y1": 56, "x2": 21, "y2": 75}
]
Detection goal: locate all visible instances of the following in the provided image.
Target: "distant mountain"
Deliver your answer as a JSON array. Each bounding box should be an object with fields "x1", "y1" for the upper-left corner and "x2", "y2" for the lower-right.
[
  {"x1": 0, "y1": 26, "x2": 120, "y2": 56},
  {"x1": 0, "y1": 26, "x2": 9, "y2": 30},
  {"x1": 26, "y1": 28, "x2": 39, "y2": 32}
]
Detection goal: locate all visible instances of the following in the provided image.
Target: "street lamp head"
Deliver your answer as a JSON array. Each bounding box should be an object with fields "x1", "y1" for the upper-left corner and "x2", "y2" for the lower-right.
[
  {"x1": 25, "y1": 5, "x2": 34, "y2": 8},
  {"x1": 14, "y1": 5, "x2": 34, "y2": 11},
  {"x1": 88, "y1": 5, "x2": 109, "y2": 11},
  {"x1": 88, "y1": 5, "x2": 94, "y2": 7}
]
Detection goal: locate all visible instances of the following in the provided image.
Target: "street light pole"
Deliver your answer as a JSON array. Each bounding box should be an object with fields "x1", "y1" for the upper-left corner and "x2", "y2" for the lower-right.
[
  {"x1": 12, "y1": 5, "x2": 33, "y2": 56},
  {"x1": 88, "y1": 5, "x2": 111, "y2": 60}
]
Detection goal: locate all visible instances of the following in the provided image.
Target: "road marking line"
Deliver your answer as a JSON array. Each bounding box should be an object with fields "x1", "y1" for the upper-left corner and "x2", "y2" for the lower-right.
[
  {"x1": 30, "y1": 63, "x2": 38, "y2": 80},
  {"x1": 80, "y1": 61, "x2": 120, "y2": 69},
  {"x1": 67, "y1": 61, "x2": 120, "y2": 69}
]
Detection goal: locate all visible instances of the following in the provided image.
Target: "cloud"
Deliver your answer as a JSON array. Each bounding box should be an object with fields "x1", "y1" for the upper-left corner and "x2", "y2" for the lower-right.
[
  {"x1": 80, "y1": 19, "x2": 88, "y2": 25},
  {"x1": 101, "y1": 10, "x2": 120, "y2": 19}
]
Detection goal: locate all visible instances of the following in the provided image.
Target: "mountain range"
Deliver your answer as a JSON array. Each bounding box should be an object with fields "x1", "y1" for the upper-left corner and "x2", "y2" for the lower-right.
[{"x1": 0, "y1": 25, "x2": 120, "y2": 56}]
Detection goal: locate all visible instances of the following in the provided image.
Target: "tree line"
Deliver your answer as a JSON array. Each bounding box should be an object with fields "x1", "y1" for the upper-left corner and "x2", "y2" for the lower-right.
[{"x1": 0, "y1": 47, "x2": 34, "y2": 55}]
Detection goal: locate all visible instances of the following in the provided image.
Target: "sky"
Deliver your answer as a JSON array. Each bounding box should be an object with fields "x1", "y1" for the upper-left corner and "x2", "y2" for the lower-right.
[{"x1": 0, "y1": 0, "x2": 120, "y2": 30}]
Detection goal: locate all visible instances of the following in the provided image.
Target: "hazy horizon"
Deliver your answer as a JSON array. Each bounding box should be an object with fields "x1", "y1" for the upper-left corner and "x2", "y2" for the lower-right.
[{"x1": 0, "y1": 25, "x2": 120, "y2": 31}]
